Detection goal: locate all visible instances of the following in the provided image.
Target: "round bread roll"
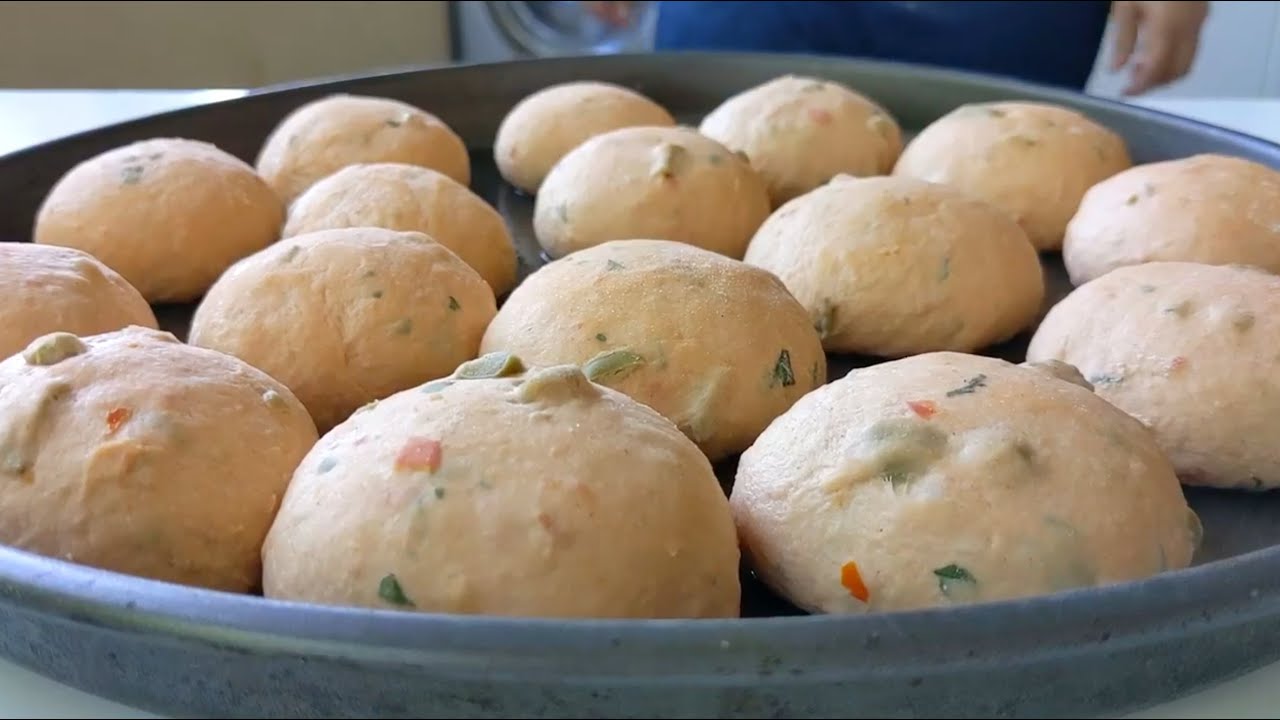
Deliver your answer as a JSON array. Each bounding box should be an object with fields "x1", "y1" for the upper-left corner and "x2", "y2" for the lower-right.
[
  {"x1": 282, "y1": 162, "x2": 518, "y2": 297},
  {"x1": 743, "y1": 175, "x2": 1045, "y2": 357},
  {"x1": 892, "y1": 101, "x2": 1132, "y2": 251},
  {"x1": 0, "y1": 243, "x2": 158, "y2": 361},
  {"x1": 480, "y1": 239, "x2": 826, "y2": 462},
  {"x1": 0, "y1": 325, "x2": 317, "y2": 592},
  {"x1": 494, "y1": 81, "x2": 676, "y2": 195},
  {"x1": 255, "y1": 94, "x2": 470, "y2": 206},
  {"x1": 1027, "y1": 261, "x2": 1280, "y2": 491},
  {"x1": 731, "y1": 351, "x2": 1200, "y2": 615},
  {"x1": 533, "y1": 125, "x2": 771, "y2": 260},
  {"x1": 1062, "y1": 154, "x2": 1280, "y2": 285},
  {"x1": 188, "y1": 227, "x2": 497, "y2": 433},
  {"x1": 699, "y1": 74, "x2": 903, "y2": 206},
  {"x1": 262, "y1": 357, "x2": 741, "y2": 619},
  {"x1": 33, "y1": 137, "x2": 285, "y2": 304}
]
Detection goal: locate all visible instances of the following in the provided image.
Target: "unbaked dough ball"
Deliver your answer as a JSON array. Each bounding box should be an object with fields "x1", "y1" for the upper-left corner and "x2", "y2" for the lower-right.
[
  {"x1": 0, "y1": 325, "x2": 317, "y2": 592},
  {"x1": 262, "y1": 358, "x2": 741, "y2": 619},
  {"x1": 699, "y1": 74, "x2": 903, "y2": 206},
  {"x1": 533, "y1": 125, "x2": 771, "y2": 260},
  {"x1": 494, "y1": 81, "x2": 676, "y2": 195},
  {"x1": 255, "y1": 94, "x2": 470, "y2": 206},
  {"x1": 1062, "y1": 154, "x2": 1280, "y2": 285},
  {"x1": 1027, "y1": 261, "x2": 1280, "y2": 491},
  {"x1": 743, "y1": 175, "x2": 1045, "y2": 357},
  {"x1": 0, "y1": 243, "x2": 158, "y2": 361},
  {"x1": 33, "y1": 137, "x2": 285, "y2": 304},
  {"x1": 282, "y1": 162, "x2": 517, "y2": 297},
  {"x1": 893, "y1": 101, "x2": 1132, "y2": 251},
  {"x1": 480, "y1": 239, "x2": 826, "y2": 462},
  {"x1": 731, "y1": 351, "x2": 1199, "y2": 615},
  {"x1": 188, "y1": 227, "x2": 496, "y2": 433}
]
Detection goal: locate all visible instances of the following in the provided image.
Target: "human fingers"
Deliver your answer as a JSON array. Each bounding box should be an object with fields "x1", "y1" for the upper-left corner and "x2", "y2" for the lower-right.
[{"x1": 1110, "y1": 1, "x2": 1140, "y2": 72}]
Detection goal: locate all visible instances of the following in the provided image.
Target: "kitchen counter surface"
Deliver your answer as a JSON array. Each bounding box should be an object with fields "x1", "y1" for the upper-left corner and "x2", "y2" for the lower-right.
[{"x1": 0, "y1": 88, "x2": 1279, "y2": 720}]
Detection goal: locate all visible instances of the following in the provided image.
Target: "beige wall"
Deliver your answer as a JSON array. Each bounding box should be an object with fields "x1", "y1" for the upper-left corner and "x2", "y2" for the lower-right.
[{"x1": 0, "y1": 1, "x2": 453, "y2": 89}]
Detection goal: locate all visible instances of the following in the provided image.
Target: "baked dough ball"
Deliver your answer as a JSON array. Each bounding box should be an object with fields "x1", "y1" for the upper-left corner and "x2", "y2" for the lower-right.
[
  {"x1": 262, "y1": 358, "x2": 741, "y2": 619},
  {"x1": 480, "y1": 239, "x2": 826, "y2": 462},
  {"x1": 494, "y1": 81, "x2": 676, "y2": 195},
  {"x1": 188, "y1": 227, "x2": 496, "y2": 433},
  {"x1": 731, "y1": 351, "x2": 1199, "y2": 615},
  {"x1": 0, "y1": 243, "x2": 157, "y2": 361},
  {"x1": 892, "y1": 101, "x2": 1132, "y2": 251},
  {"x1": 533, "y1": 126, "x2": 771, "y2": 260},
  {"x1": 282, "y1": 163, "x2": 517, "y2": 297},
  {"x1": 33, "y1": 137, "x2": 285, "y2": 304},
  {"x1": 743, "y1": 175, "x2": 1045, "y2": 357},
  {"x1": 255, "y1": 94, "x2": 470, "y2": 206},
  {"x1": 1062, "y1": 154, "x2": 1280, "y2": 285},
  {"x1": 699, "y1": 74, "x2": 903, "y2": 206},
  {"x1": 0, "y1": 326, "x2": 317, "y2": 592},
  {"x1": 1027, "y1": 261, "x2": 1280, "y2": 491}
]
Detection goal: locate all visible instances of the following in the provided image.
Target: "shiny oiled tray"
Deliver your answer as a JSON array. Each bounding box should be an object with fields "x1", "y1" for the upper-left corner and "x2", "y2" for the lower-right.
[{"x1": 1, "y1": 52, "x2": 1279, "y2": 719}]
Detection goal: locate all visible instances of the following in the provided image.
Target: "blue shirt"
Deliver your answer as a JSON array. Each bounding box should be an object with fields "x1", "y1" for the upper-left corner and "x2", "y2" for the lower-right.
[{"x1": 653, "y1": 1, "x2": 1113, "y2": 91}]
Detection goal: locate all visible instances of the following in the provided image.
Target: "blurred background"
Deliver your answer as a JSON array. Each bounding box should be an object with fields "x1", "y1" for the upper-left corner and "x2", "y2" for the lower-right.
[{"x1": 0, "y1": 0, "x2": 1275, "y2": 99}]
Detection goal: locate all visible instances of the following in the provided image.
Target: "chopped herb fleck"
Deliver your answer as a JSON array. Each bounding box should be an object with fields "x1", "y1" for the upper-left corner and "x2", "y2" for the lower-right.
[
  {"x1": 584, "y1": 348, "x2": 645, "y2": 383},
  {"x1": 22, "y1": 332, "x2": 87, "y2": 366},
  {"x1": 708, "y1": 153, "x2": 724, "y2": 165},
  {"x1": 362, "y1": 269, "x2": 377, "y2": 278},
  {"x1": 448, "y1": 296, "x2": 460, "y2": 311},
  {"x1": 395, "y1": 437, "x2": 442, "y2": 474},
  {"x1": 650, "y1": 142, "x2": 689, "y2": 179},
  {"x1": 1139, "y1": 284, "x2": 1156, "y2": 293},
  {"x1": 606, "y1": 259, "x2": 625, "y2": 271},
  {"x1": 771, "y1": 350, "x2": 795, "y2": 388},
  {"x1": 1125, "y1": 194, "x2": 1139, "y2": 206},
  {"x1": 434, "y1": 486, "x2": 446, "y2": 499},
  {"x1": 1014, "y1": 441, "x2": 1036, "y2": 464},
  {"x1": 938, "y1": 256, "x2": 951, "y2": 282},
  {"x1": 933, "y1": 564, "x2": 977, "y2": 596},
  {"x1": 1087, "y1": 372, "x2": 1124, "y2": 386},
  {"x1": 1234, "y1": 311, "x2": 1256, "y2": 332},
  {"x1": 371, "y1": 290, "x2": 384, "y2": 299},
  {"x1": 385, "y1": 117, "x2": 404, "y2": 128},
  {"x1": 106, "y1": 407, "x2": 132, "y2": 435},
  {"x1": 814, "y1": 304, "x2": 836, "y2": 340},
  {"x1": 392, "y1": 318, "x2": 413, "y2": 335},
  {"x1": 556, "y1": 203, "x2": 569, "y2": 222},
  {"x1": 866, "y1": 419, "x2": 948, "y2": 489},
  {"x1": 378, "y1": 574, "x2": 414, "y2": 607},
  {"x1": 281, "y1": 245, "x2": 302, "y2": 263},
  {"x1": 1011, "y1": 135, "x2": 1038, "y2": 147},
  {"x1": 455, "y1": 351, "x2": 525, "y2": 379},
  {"x1": 945, "y1": 374, "x2": 987, "y2": 397},
  {"x1": 810, "y1": 361, "x2": 820, "y2": 388},
  {"x1": 595, "y1": 333, "x2": 607, "y2": 342},
  {"x1": 840, "y1": 561, "x2": 870, "y2": 603},
  {"x1": 148, "y1": 152, "x2": 163, "y2": 161},
  {"x1": 317, "y1": 457, "x2": 338, "y2": 474},
  {"x1": 420, "y1": 379, "x2": 454, "y2": 394},
  {"x1": 985, "y1": 107, "x2": 1007, "y2": 118},
  {"x1": 1161, "y1": 300, "x2": 1192, "y2": 318},
  {"x1": 121, "y1": 165, "x2": 144, "y2": 184}
]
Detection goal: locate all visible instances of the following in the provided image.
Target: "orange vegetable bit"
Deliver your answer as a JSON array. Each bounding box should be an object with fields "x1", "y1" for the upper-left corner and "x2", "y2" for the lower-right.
[
  {"x1": 105, "y1": 407, "x2": 133, "y2": 435},
  {"x1": 841, "y1": 560, "x2": 870, "y2": 603},
  {"x1": 394, "y1": 437, "x2": 442, "y2": 474},
  {"x1": 906, "y1": 400, "x2": 937, "y2": 420}
]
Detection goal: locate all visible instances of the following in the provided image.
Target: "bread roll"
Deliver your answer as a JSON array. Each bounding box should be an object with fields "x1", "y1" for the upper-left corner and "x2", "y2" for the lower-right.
[
  {"x1": 33, "y1": 137, "x2": 284, "y2": 303},
  {"x1": 262, "y1": 358, "x2": 741, "y2": 619},
  {"x1": 732, "y1": 351, "x2": 1199, "y2": 614}
]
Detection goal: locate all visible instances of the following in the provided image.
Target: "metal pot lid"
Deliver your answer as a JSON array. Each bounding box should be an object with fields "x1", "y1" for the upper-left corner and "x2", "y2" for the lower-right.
[{"x1": 483, "y1": 1, "x2": 656, "y2": 57}]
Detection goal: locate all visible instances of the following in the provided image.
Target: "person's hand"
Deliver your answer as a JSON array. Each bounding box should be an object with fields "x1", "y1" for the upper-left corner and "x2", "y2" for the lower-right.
[
  {"x1": 1109, "y1": 1, "x2": 1210, "y2": 96},
  {"x1": 583, "y1": 1, "x2": 638, "y2": 29}
]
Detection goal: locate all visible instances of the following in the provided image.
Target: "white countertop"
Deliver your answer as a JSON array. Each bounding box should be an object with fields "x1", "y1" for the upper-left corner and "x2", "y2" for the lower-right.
[{"x1": 1, "y1": 89, "x2": 1280, "y2": 719}]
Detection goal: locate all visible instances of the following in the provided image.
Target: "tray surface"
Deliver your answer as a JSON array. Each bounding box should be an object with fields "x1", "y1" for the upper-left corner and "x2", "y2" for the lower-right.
[{"x1": 1, "y1": 52, "x2": 1280, "y2": 719}]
